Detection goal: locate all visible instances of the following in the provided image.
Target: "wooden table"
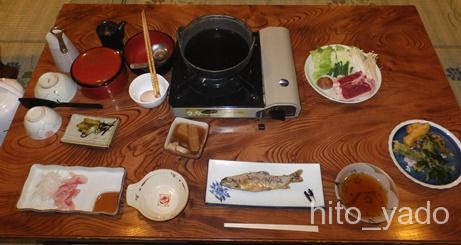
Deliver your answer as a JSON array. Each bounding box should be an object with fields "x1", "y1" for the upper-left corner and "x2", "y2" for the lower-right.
[{"x1": 1, "y1": 4, "x2": 460, "y2": 244}]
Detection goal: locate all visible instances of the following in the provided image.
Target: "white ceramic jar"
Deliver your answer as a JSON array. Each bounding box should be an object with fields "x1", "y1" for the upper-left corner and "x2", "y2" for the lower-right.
[{"x1": 0, "y1": 78, "x2": 24, "y2": 145}]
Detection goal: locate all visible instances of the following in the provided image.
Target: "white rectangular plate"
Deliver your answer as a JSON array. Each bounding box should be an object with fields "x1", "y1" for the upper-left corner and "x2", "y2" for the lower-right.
[
  {"x1": 61, "y1": 114, "x2": 119, "y2": 148},
  {"x1": 205, "y1": 159, "x2": 325, "y2": 207},
  {"x1": 17, "y1": 164, "x2": 125, "y2": 215}
]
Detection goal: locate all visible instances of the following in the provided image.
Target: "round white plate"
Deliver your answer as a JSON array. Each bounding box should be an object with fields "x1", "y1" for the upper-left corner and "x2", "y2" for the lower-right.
[
  {"x1": 388, "y1": 119, "x2": 461, "y2": 189},
  {"x1": 304, "y1": 44, "x2": 382, "y2": 103}
]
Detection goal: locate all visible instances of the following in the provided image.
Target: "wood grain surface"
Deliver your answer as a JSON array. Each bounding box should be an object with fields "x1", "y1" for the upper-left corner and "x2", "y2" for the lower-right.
[{"x1": 1, "y1": 4, "x2": 461, "y2": 243}]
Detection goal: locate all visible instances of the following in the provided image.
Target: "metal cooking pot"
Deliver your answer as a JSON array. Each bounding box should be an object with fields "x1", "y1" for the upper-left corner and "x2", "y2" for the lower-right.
[{"x1": 177, "y1": 15, "x2": 255, "y2": 78}]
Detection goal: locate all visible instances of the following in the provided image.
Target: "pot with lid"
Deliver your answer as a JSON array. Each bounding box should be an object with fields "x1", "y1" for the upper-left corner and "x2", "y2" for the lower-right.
[
  {"x1": 177, "y1": 15, "x2": 255, "y2": 78},
  {"x1": 0, "y1": 78, "x2": 24, "y2": 145}
]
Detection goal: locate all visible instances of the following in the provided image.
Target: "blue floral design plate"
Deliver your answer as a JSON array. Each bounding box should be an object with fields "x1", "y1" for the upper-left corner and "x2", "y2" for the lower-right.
[
  {"x1": 388, "y1": 119, "x2": 461, "y2": 189},
  {"x1": 205, "y1": 159, "x2": 325, "y2": 208}
]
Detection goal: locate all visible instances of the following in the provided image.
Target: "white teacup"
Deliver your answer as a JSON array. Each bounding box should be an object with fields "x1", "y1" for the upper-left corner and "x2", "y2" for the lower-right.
[
  {"x1": 129, "y1": 73, "x2": 169, "y2": 109},
  {"x1": 24, "y1": 106, "x2": 62, "y2": 140},
  {"x1": 35, "y1": 72, "x2": 77, "y2": 102}
]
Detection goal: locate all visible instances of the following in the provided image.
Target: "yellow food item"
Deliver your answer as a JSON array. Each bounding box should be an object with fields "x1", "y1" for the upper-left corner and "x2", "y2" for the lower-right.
[
  {"x1": 403, "y1": 123, "x2": 430, "y2": 146},
  {"x1": 76, "y1": 118, "x2": 101, "y2": 137},
  {"x1": 170, "y1": 123, "x2": 205, "y2": 154},
  {"x1": 174, "y1": 123, "x2": 189, "y2": 145},
  {"x1": 83, "y1": 118, "x2": 100, "y2": 125},
  {"x1": 187, "y1": 124, "x2": 200, "y2": 153}
]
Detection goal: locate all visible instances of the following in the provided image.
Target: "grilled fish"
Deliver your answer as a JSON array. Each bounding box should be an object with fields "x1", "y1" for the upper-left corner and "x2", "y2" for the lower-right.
[{"x1": 220, "y1": 169, "x2": 303, "y2": 192}]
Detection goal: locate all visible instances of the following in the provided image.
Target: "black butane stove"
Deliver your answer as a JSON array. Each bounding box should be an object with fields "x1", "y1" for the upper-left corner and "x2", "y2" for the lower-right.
[{"x1": 169, "y1": 27, "x2": 301, "y2": 120}]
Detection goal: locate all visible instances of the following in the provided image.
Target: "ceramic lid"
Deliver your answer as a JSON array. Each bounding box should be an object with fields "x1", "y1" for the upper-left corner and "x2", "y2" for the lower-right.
[
  {"x1": 0, "y1": 78, "x2": 24, "y2": 98},
  {"x1": 71, "y1": 47, "x2": 122, "y2": 87}
]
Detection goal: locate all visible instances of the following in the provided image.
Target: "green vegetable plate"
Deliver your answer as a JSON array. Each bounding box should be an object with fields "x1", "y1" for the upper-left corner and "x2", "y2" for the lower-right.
[
  {"x1": 388, "y1": 119, "x2": 461, "y2": 189},
  {"x1": 304, "y1": 44, "x2": 382, "y2": 103},
  {"x1": 61, "y1": 114, "x2": 119, "y2": 148}
]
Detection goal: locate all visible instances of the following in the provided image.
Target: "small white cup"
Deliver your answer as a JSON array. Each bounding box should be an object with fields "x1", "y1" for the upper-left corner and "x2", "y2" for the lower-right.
[
  {"x1": 35, "y1": 72, "x2": 77, "y2": 102},
  {"x1": 129, "y1": 73, "x2": 169, "y2": 109},
  {"x1": 24, "y1": 106, "x2": 62, "y2": 140}
]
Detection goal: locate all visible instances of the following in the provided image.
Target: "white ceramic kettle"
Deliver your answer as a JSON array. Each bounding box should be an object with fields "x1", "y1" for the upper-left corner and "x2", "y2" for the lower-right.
[{"x1": 0, "y1": 78, "x2": 24, "y2": 145}]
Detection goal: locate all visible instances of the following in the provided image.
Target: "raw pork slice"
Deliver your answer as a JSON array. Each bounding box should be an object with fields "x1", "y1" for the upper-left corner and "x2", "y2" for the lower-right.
[
  {"x1": 53, "y1": 173, "x2": 88, "y2": 210},
  {"x1": 337, "y1": 71, "x2": 375, "y2": 99}
]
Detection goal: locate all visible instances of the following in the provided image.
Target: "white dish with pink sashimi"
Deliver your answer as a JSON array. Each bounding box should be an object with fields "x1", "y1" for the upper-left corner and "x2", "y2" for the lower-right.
[
  {"x1": 304, "y1": 44, "x2": 382, "y2": 103},
  {"x1": 16, "y1": 164, "x2": 125, "y2": 215}
]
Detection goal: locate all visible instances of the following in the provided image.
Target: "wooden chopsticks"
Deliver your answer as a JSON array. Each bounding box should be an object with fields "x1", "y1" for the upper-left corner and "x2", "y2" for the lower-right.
[
  {"x1": 224, "y1": 223, "x2": 319, "y2": 232},
  {"x1": 141, "y1": 10, "x2": 160, "y2": 98}
]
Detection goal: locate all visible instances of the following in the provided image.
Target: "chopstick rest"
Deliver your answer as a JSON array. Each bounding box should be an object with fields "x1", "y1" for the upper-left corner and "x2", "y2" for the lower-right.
[
  {"x1": 308, "y1": 188, "x2": 316, "y2": 201},
  {"x1": 303, "y1": 190, "x2": 312, "y2": 202}
]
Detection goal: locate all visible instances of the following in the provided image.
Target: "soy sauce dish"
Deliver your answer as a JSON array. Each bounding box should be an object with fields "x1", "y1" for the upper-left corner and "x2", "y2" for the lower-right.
[{"x1": 335, "y1": 162, "x2": 399, "y2": 223}]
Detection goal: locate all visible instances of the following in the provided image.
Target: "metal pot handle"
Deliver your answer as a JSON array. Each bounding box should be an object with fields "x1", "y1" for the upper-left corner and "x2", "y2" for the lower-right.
[
  {"x1": 176, "y1": 26, "x2": 185, "y2": 46},
  {"x1": 49, "y1": 27, "x2": 68, "y2": 54}
]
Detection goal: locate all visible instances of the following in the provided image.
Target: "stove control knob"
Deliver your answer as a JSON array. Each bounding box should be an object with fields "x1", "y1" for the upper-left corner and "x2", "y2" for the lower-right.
[
  {"x1": 269, "y1": 108, "x2": 286, "y2": 121},
  {"x1": 279, "y1": 79, "x2": 289, "y2": 87}
]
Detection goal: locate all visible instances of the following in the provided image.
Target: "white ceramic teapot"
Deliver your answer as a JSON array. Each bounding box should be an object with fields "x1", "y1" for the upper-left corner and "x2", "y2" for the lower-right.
[{"x1": 0, "y1": 78, "x2": 24, "y2": 145}]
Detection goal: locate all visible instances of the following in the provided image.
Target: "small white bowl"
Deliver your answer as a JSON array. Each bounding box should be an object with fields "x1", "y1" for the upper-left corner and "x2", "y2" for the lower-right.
[
  {"x1": 24, "y1": 106, "x2": 62, "y2": 140},
  {"x1": 126, "y1": 169, "x2": 189, "y2": 221},
  {"x1": 335, "y1": 162, "x2": 399, "y2": 223},
  {"x1": 35, "y1": 72, "x2": 77, "y2": 102},
  {"x1": 129, "y1": 73, "x2": 169, "y2": 108}
]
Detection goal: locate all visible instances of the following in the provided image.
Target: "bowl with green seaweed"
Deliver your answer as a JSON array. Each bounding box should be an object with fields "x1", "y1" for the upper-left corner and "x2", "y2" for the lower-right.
[{"x1": 388, "y1": 119, "x2": 461, "y2": 189}]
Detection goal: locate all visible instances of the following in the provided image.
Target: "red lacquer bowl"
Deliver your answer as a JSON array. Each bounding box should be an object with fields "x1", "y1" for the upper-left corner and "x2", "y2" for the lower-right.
[
  {"x1": 71, "y1": 47, "x2": 127, "y2": 100},
  {"x1": 123, "y1": 30, "x2": 175, "y2": 75}
]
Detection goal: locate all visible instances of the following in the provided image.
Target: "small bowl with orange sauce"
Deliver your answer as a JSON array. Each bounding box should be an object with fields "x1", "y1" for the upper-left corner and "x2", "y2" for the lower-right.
[{"x1": 335, "y1": 162, "x2": 399, "y2": 223}]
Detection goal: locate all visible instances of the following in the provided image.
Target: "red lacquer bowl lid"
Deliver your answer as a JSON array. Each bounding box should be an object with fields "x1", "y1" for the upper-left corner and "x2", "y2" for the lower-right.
[{"x1": 71, "y1": 47, "x2": 123, "y2": 87}]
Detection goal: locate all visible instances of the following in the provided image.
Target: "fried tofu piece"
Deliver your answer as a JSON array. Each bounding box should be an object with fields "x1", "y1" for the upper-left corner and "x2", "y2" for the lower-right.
[
  {"x1": 188, "y1": 124, "x2": 201, "y2": 153},
  {"x1": 174, "y1": 123, "x2": 189, "y2": 147}
]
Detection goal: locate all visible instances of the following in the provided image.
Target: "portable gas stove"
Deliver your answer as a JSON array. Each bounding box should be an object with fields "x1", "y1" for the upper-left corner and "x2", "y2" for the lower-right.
[{"x1": 169, "y1": 27, "x2": 301, "y2": 120}]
